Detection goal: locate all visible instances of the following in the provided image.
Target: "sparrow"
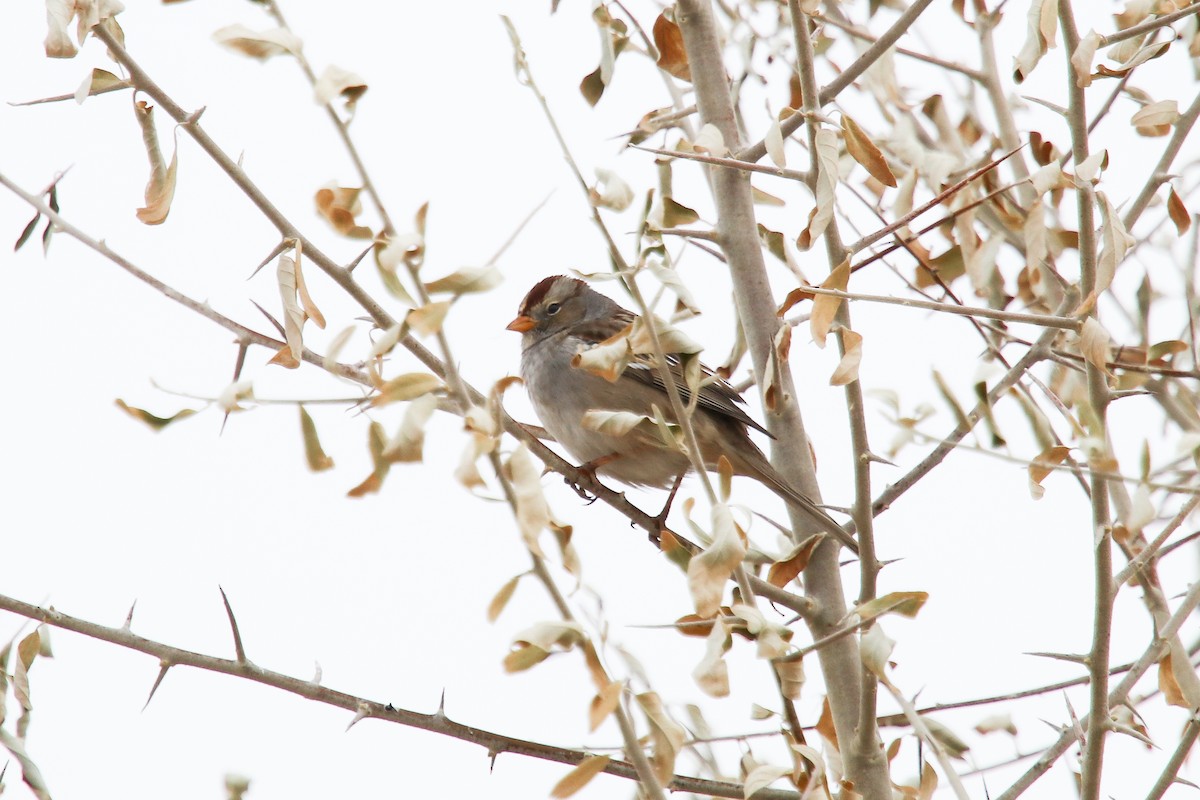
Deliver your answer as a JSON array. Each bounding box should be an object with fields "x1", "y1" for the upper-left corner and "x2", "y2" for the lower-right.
[{"x1": 506, "y1": 275, "x2": 856, "y2": 553}]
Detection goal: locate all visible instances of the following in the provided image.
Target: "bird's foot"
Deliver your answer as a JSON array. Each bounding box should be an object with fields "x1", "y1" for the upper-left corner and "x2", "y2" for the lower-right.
[
  {"x1": 567, "y1": 452, "x2": 621, "y2": 504},
  {"x1": 648, "y1": 470, "x2": 687, "y2": 545}
]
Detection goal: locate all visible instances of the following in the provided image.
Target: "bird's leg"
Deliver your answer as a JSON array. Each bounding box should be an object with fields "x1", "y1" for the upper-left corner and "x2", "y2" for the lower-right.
[
  {"x1": 648, "y1": 469, "x2": 687, "y2": 545},
  {"x1": 566, "y1": 452, "x2": 621, "y2": 504}
]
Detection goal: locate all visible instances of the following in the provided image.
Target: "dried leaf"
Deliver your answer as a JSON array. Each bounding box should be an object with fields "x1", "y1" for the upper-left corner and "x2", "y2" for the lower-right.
[
  {"x1": 860, "y1": 623, "x2": 895, "y2": 678},
  {"x1": 765, "y1": 116, "x2": 786, "y2": 168},
  {"x1": 854, "y1": 591, "x2": 928, "y2": 621},
  {"x1": 551, "y1": 755, "x2": 612, "y2": 798},
  {"x1": 347, "y1": 421, "x2": 389, "y2": 497},
  {"x1": 691, "y1": 123, "x2": 728, "y2": 157},
  {"x1": 1079, "y1": 317, "x2": 1112, "y2": 374},
  {"x1": 1168, "y1": 185, "x2": 1191, "y2": 235},
  {"x1": 797, "y1": 127, "x2": 838, "y2": 249},
  {"x1": 974, "y1": 713, "x2": 1018, "y2": 736},
  {"x1": 486, "y1": 575, "x2": 521, "y2": 623},
  {"x1": 588, "y1": 682, "x2": 623, "y2": 731},
  {"x1": 1029, "y1": 445, "x2": 1071, "y2": 499},
  {"x1": 687, "y1": 503, "x2": 746, "y2": 616},
  {"x1": 1070, "y1": 29, "x2": 1100, "y2": 87},
  {"x1": 762, "y1": 324, "x2": 791, "y2": 412},
  {"x1": 423, "y1": 264, "x2": 503, "y2": 295},
  {"x1": 841, "y1": 114, "x2": 896, "y2": 187},
  {"x1": 1131, "y1": 99, "x2": 1179, "y2": 130},
  {"x1": 299, "y1": 406, "x2": 334, "y2": 471},
  {"x1": 661, "y1": 197, "x2": 700, "y2": 227},
  {"x1": 1013, "y1": 0, "x2": 1059, "y2": 83},
  {"x1": 314, "y1": 64, "x2": 367, "y2": 108},
  {"x1": 406, "y1": 301, "x2": 451, "y2": 337},
  {"x1": 590, "y1": 168, "x2": 634, "y2": 211},
  {"x1": 370, "y1": 373, "x2": 443, "y2": 408},
  {"x1": 1160, "y1": 652, "x2": 1189, "y2": 708},
  {"x1": 133, "y1": 100, "x2": 178, "y2": 225},
  {"x1": 830, "y1": 329, "x2": 863, "y2": 386},
  {"x1": 744, "y1": 765, "x2": 791, "y2": 799},
  {"x1": 776, "y1": 658, "x2": 805, "y2": 700},
  {"x1": 381, "y1": 393, "x2": 439, "y2": 463},
  {"x1": 508, "y1": 443, "x2": 552, "y2": 556},
  {"x1": 275, "y1": 255, "x2": 306, "y2": 368},
  {"x1": 653, "y1": 12, "x2": 690, "y2": 81},
  {"x1": 810, "y1": 258, "x2": 849, "y2": 348},
  {"x1": 635, "y1": 692, "x2": 687, "y2": 784},
  {"x1": 115, "y1": 399, "x2": 196, "y2": 430},
  {"x1": 581, "y1": 409, "x2": 649, "y2": 437},
  {"x1": 213, "y1": 24, "x2": 302, "y2": 60},
  {"x1": 1096, "y1": 191, "x2": 1135, "y2": 294},
  {"x1": 315, "y1": 186, "x2": 372, "y2": 238},
  {"x1": 73, "y1": 67, "x2": 130, "y2": 104},
  {"x1": 767, "y1": 536, "x2": 823, "y2": 587}
]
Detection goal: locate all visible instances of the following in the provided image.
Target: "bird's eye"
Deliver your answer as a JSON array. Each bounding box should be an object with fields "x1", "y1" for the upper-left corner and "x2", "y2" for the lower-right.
[{"x1": 546, "y1": 302, "x2": 561, "y2": 315}]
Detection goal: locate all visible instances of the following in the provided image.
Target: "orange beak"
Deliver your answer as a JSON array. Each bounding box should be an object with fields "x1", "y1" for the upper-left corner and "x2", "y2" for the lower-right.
[{"x1": 506, "y1": 315, "x2": 535, "y2": 333}]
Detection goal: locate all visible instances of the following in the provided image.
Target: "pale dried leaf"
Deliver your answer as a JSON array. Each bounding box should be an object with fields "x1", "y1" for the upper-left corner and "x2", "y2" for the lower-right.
[
  {"x1": 1168, "y1": 185, "x2": 1191, "y2": 235},
  {"x1": 860, "y1": 624, "x2": 894, "y2": 678},
  {"x1": 508, "y1": 442, "x2": 551, "y2": 555},
  {"x1": 369, "y1": 323, "x2": 402, "y2": 358},
  {"x1": 582, "y1": 409, "x2": 649, "y2": 437},
  {"x1": 1131, "y1": 99, "x2": 1179, "y2": 129},
  {"x1": 512, "y1": 620, "x2": 584, "y2": 651},
  {"x1": 692, "y1": 123, "x2": 728, "y2": 157},
  {"x1": 423, "y1": 265, "x2": 503, "y2": 295},
  {"x1": 406, "y1": 301, "x2": 451, "y2": 337},
  {"x1": 213, "y1": 24, "x2": 302, "y2": 60},
  {"x1": 589, "y1": 682, "x2": 623, "y2": 731},
  {"x1": 1075, "y1": 150, "x2": 1106, "y2": 183},
  {"x1": 382, "y1": 393, "x2": 439, "y2": 462},
  {"x1": 551, "y1": 755, "x2": 612, "y2": 799},
  {"x1": 1028, "y1": 445, "x2": 1071, "y2": 499},
  {"x1": 687, "y1": 503, "x2": 746, "y2": 616},
  {"x1": 810, "y1": 258, "x2": 849, "y2": 348},
  {"x1": 74, "y1": 67, "x2": 129, "y2": 104},
  {"x1": 841, "y1": 114, "x2": 896, "y2": 187},
  {"x1": 966, "y1": 235, "x2": 1004, "y2": 290},
  {"x1": 1014, "y1": 0, "x2": 1059, "y2": 82},
  {"x1": 744, "y1": 764, "x2": 791, "y2": 799},
  {"x1": 1096, "y1": 191, "x2": 1136, "y2": 294},
  {"x1": 299, "y1": 406, "x2": 334, "y2": 471},
  {"x1": 370, "y1": 373, "x2": 442, "y2": 407},
  {"x1": 635, "y1": 692, "x2": 687, "y2": 785},
  {"x1": 974, "y1": 713, "x2": 1018, "y2": 736},
  {"x1": 775, "y1": 658, "x2": 805, "y2": 700},
  {"x1": 1071, "y1": 29, "x2": 1100, "y2": 87},
  {"x1": 573, "y1": 328, "x2": 633, "y2": 382},
  {"x1": 591, "y1": 168, "x2": 634, "y2": 211},
  {"x1": 830, "y1": 329, "x2": 863, "y2": 386},
  {"x1": 275, "y1": 255, "x2": 305, "y2": 367},
  {"x1": 765, "y1": 116, "x2": 786, "y2": 168},
  {"x1": 799, "y1": 127, "x2": 838, "y2": 248},
  {"x1": 314, "y1": 64, "x2": 367, "y2": 107},
  {"x1": 134, "y1": 101, "x2": 179, "y2": 225}
]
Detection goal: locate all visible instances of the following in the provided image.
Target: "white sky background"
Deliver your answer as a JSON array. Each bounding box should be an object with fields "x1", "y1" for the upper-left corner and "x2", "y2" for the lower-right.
[{"x1": 0, "y1": 1, "x2": 1197, "y2": 799}]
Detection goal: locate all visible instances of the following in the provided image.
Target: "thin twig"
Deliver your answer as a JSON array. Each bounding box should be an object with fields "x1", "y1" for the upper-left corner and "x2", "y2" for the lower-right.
[{"x1": 0, "y1": 593, "x2": 802, "y2": 800}]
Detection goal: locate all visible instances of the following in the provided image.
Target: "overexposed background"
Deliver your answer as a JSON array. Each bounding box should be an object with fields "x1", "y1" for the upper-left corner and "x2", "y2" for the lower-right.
[{"x1": 1, "y1": 1, "x2": 1196, "y2": 798}]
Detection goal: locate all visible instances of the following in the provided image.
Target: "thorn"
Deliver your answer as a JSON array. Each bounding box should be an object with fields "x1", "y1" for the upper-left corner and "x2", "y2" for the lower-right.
[
  {"x1": 123, "y1": 600, "x2": 137, "y2": 631},
  {"x1": 223, "y1": 342, "x2": 250, "y2": 435},
  {"x1": 346, "y1": 701, "x2": 371, "y2": 732},
  {"x1": 249, "y1": 238, "x2": 293, "y2": 280},
  {"x1": 346, "y1": 242, "x2": 374, "y2": 273},
  {"x1": 142, "y1": 661, "x2": 171, "y2": 711},
  {"x1": 310, "y1": 661, "x2": 323, "y2": 685},
  {"x1": 249, "y1": 299, "x2": 286, "y2": 338},
  {"x1": 183, "y1": 106, "x2": 207, "y2": 125},
  {"x1": 865, "y1": 451, "x2": 896, "y2": 466},
  {"x1": 218, "y1": 586, "x2": 248, "y2": 664},
  {"x1": 488, "y1": 750, "x2": 500, "y2": 773},
  {"x1": 1026, "y1": 650, "x2": 1089, "y2": 665},
  {"x1": 436, "y1": 689, "x2": 446, "y2": 718}
]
